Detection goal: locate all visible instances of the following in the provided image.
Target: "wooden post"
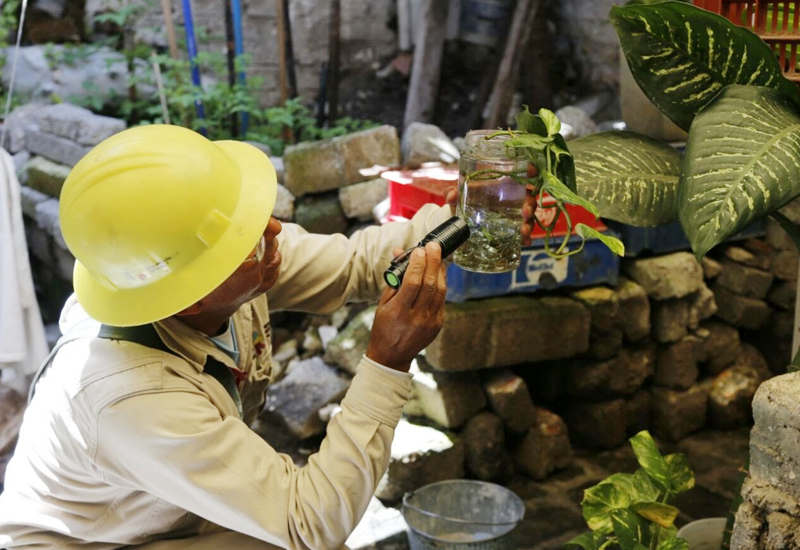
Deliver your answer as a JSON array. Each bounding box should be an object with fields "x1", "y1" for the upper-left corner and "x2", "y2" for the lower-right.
[
  {"x1": 160, "y1": 0, "x2": 180, "y2": 60},
  {"x1": 326, "y1": 0, "x2": 341, "y2": 125},
  {"x1": 483, "y1": 0, "x2": 543, "y2": 130},
  {"x1": 403, "y1": 0, "x2": 449, "y2": 128}
]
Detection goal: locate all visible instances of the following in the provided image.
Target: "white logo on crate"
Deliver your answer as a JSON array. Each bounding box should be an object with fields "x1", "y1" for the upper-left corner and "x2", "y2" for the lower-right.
[{"x1": 510, "y1": 247, "x2": 570, "y2": 290}]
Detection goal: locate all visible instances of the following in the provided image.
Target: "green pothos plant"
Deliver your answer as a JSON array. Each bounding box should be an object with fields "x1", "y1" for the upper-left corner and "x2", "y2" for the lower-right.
[
  {"x1": 567, "y1": 1, "x2": 800, "y2": 548},
  {"x1": 566, "y1": 431, "x2": 695, "y2": 550},
  {"x1": 468, "y1": 107, "x2": 625, "y2": 259}
]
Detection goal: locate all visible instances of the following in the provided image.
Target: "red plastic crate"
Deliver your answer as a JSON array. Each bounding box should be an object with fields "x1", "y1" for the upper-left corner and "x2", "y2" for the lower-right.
[
  {"x1": 382, "y1": 167, "x2": 607, "y2": 238},
  {"x1": 695, "y1": 0, "x2": 800, "y2": 84}
]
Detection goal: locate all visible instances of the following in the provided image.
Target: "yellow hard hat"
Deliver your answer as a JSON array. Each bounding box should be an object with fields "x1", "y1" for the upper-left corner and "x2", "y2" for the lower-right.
[{"x1": 59, "y1": 124, "x2": 277, "y2": 327}]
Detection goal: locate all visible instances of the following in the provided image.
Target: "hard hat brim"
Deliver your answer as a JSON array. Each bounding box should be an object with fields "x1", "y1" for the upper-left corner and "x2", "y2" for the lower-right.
[{"x1": 73, "y1": 140, "x2": 278, "y2": 327}]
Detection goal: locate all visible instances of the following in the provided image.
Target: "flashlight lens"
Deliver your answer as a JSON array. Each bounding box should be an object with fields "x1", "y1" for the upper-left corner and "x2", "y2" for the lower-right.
[{"x1": 385, "y1": 272, "x2": 401, "y2": 288}]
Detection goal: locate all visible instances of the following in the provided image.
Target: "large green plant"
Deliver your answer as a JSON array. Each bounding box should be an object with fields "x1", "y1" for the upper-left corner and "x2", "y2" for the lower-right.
[{"x1": 566, "y1": 431, "x2": 695, "y2": 550}]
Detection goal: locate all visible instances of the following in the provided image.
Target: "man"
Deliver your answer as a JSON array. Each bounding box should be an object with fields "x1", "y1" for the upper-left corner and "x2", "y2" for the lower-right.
[{"x1": 0, "y1": 124, "x2": 536, "y2": 549}]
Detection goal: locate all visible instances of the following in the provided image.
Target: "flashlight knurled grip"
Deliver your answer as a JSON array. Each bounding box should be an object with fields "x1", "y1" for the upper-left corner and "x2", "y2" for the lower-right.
[{"x1": 383, "y1": 216, "x2": 470, "y2": 289}]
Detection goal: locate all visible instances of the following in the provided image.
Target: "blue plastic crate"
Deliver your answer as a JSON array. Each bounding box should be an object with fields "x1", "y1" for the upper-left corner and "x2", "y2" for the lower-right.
[
  {"x1": 446, "y1": 232, "x2": 621, "y2": 303},
  {"x1": 606, "y1": 220, "x2": 766, "y2": 258}
]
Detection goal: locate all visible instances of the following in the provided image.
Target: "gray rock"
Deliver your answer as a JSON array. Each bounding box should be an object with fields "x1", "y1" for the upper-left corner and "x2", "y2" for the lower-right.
[
  {"x1": 724, "y1": 245, "x2": 772, "y2": 271},
  {"x1": 766, "y1": 511, "x2": 800, "y2": 549},
  {"x1": 325, "y1": 306, "x2": 376, "y2": 375},
  {"x1": 12, "y1": 151, "x2": 30, "y2": 174},
  {"x1": 625, "y1": 390, "x2": 652, "y2": 436},
  {"x1": 3, "y1": 104, "x2": 44, "y2": 153},
  {"x1": 264, "y1": 357, "x2": 350, "y2": 439},
  {"x1": 568, "y1": 346, "x2": 654, "y2": 399},
  {"x1": 375, "y1": 419, "x2": 464, "y2": 503},
  {"x1": 767, "y1": 217, "x2": 795, "y2": 251},
  {"x1": 624, "y1": 252, "x2": 704, "y2": 300},
  {"x1": 401, "y1": 122, "x2": 458, "y2": 165},
  {"x1": 33, "y1": 0, "x2": 67, "y2": 18},
  {"x1": 652, "y1": 298, "x2": 690, "y2": 343},
  {"x1": 483, "y1": 370, "x2": 536, "y2": 434},
  {"x1": 294, "y1": 193, "x2": 347, "y2": 234},
  {"x1": 270, "y1": 157, "x2": 285, "y2": 183},
  {"x1": 53, "y1": 245, "x2": 76, "y2": 282},
  {"x1": 346, "y1": 497, "x2": 408, "y2": 550},
  {"x1": 460, "y1": 412, "x2": 512, "y2": 482},
  {"x1": 701, "y1": 256, "x2": 723, "y2": 280},
  {"x1": 768, "y1": 280, "x2": 796, "y2": 311},
  {"x1": 731, "y1": 501, "x2": 766, "y2": 550},
  {"x1": 555, "y1": 106, "x2": 598, "y2": 141},
  {"x1": 35, "y1": 103, "x2": 125, "y2": 146},
  {"x1": 24, "y1": 156, "x2": 71, "y2": 198},
  {"x1": 272, "y1": 184, "x2": 295, "y2": 221},
  {"x1": 25, "y1": 129, "x2": 91, "y2": 167},
  {"x1": 405, "y1": 361, "x2": 487, "y2": 430},
  {"x1": 772, "y1": 249, "x2": 799, "y2": 281},
  {"x1": 34, "y1": 197, "x2": 67, "y2": 249},
  {"x1": 24, "y1": 221, "x2": 52, "y2": 264},
  {"x1": 339, "y1": 178, "x2": 388, "y2": 221},
  {"x1": 514, "y1": 408, "x2": 573, "y2": 480},
  {"x1": 571, "y1": 286, "x2": 623, "y2": 360},
  {"x1": 19, "y1": 185, "x2": 50, "y2": 219}
]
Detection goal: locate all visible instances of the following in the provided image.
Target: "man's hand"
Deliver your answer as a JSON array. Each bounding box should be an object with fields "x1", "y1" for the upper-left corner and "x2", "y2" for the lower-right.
[
  {"x1": 366, "y1": 242, "x2": 447, "y2": 372},
  {"x1": 445, "y1": 161, "x2": 539, "y2": 246}
]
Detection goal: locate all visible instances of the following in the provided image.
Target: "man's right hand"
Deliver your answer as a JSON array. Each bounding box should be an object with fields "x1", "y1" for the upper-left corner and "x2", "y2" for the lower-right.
[{"x1": 366, "y1": 242, "x2": 447, "y2": 372}]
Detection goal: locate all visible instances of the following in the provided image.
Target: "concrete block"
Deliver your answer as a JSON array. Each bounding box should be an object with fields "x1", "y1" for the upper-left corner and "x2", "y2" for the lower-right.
[
  {"x1": 340, "y1": 125, "x2": 401, "y2": 186},
  {"x1": 697, "y1": 320, "x2": 741, "y2": 375},
  {"x1": 483, "y1": 370, "x2": 536, "y2": 434},
  {"x1": 724, "y1": 244, "x2": 772, "y2": 271},
  {"x1": 655, "y1": 336, "x2": 700, "y2": 390},
  {"x1": 617, "y1": 277, "x2": 651, "y2": 342},
  {"x1": 571, "y1": 286, "x2": 623, "y2": 360},
  {"x1": 24, "y1": 156, "x2": 71, "y2": 198},
  {"x1": 713, "y1": 285, "x2": 771, "y2": 330},
  {"x1": 425, "y1": 296, "x2": 590, "y2": 371},
  {"x1": 294, "y1": 192, "x2": 348, "y2": 234},
  {"x1": 652, "y1": 298, "x2": 690, "y2": 343},
  {"x1": 624, "y1": 390, "x2": 652, "y2": 436},
  {"x1": 688, "y1": 284, "x2": 718, "y2": 330},
  {"x1": 767, "y1": 280, "x2": 796, "y2": 311},
  {"x1": 264, "y1": 357, "x2": 350, "y2": 439},
  {"x1": 707, "y1": 365, "x2": 760, "y2": 429},
  {"x1": 730, "y1": 501, "x2": 766, "y2": 550},
  {"x1": 651, "y1": 385, "x2": 707, "y2": 442},
  {"x1": 717, "y1": 260, "x2": 774, "y2": 300},
  {"x1": 405, "y1": 361, "x2": 487, "y2": 429},
  {"x1": 514, "y1": 408, "x2": 573, "y2": 480},
  {"x1": 25, "y1": 129, "x2": 91, "y2": 167},
  {"x1": 568, "y1": 346, "x2": 653, "y2": 399},
  {"x1": 563, "y1": 399, "x2": 627, "y2": 449},
  {"x1": 461, "y1": 411, "x2": 512, "y2": 482},
  {"x1": 701, "y1": 256, "x2": 722, "y2": 280},
  {"x1": 772, "y1": 249, "x2": 799, "y2": 282},
  {"x1": 623, "y1": 252, "x2": 704, "y2": 300},
  {"x1": 375, "y1": 419, "x2": 464, "y2": 503},
  {"x1": 35, "y1": 103, "x2": 125, "y2": 145},
  {"x1": 339, "y1": 178, "x2": 388, "y2": 221}
]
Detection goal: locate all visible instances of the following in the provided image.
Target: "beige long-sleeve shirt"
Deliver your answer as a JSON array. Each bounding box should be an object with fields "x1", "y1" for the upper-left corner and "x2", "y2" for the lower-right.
[{"x1": 0, "y1": 204, "x2": 452, "y2": 549}]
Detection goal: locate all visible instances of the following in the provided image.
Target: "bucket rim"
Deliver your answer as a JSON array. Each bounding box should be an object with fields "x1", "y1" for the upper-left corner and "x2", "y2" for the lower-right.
[{"x1": 402, "y1": 480, "x2": 525, "y2": 543}]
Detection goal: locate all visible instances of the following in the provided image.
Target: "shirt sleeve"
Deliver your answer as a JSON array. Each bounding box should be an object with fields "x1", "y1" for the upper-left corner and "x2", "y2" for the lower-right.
[
  {"x1": 94, "y1": 358, "x2": 411, "y2": 550},
  {"x1": 267, "y1": 204, "x2": 452, "y2": 314}
]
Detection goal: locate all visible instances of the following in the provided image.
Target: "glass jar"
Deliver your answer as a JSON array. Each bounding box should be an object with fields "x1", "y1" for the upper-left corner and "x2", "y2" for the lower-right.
[{"x1": 454, "y1": 130, "x2": 528, "y2": 273}]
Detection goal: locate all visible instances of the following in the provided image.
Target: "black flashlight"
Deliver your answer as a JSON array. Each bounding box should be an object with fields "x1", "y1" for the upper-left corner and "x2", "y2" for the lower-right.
[{"x1": 383, "y1": 216, "x2": 471, "y2": 289}]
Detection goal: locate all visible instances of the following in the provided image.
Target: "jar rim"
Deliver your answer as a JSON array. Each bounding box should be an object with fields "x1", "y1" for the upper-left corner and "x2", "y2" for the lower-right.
[{"x1": 462, "y1": 129, "x2": 519, "y2": 159}]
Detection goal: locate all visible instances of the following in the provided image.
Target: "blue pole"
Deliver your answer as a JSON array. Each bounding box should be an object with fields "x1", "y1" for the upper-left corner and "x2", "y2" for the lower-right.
[
  {"x1": 181, "y1": 0, "x2": 207, "y2": 136},
  {"x1": 230, "y1": 0, "x2": 248, "y2": 136}
]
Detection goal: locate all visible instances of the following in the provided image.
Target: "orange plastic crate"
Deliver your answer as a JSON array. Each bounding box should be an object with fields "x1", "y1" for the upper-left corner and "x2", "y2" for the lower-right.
[{"x1": 695, "y1": 0, "x2": 800, "y2": 84}]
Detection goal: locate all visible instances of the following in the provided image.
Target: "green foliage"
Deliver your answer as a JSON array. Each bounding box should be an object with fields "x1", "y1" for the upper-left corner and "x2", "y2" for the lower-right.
[
  {"x1": 566, "y1": 431, "x2": 695, "y2": 550},
  {"x1": 0, "y1": 0, "x2": 20, "y2": 81}
]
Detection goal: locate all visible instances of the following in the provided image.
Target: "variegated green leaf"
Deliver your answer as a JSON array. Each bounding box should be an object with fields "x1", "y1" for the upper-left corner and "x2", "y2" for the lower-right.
[
  {"x1": 541, "y1": 170, "x2": 600, "y2": 217},
  {"x1": 679, "y1": 85, "x2": 800, "y2": 260},
  {"x1": 630, "y1": 431, "x2": 671, "y2": 491},
  {"x1": 582, "y1": 482, "x2": 632, "y2": 535},
  {"x1": 665, "y1": 453, "x2": 695, "y2": 494},
  {"x1": 565, "y1": 532, "x2": 605, "y2": 550},
  {"x1": 610, "y1": 2, "x2": 800, "y2": 131},
  {"x1": 658, "y1": 537, "x2": 689, "y2": 550},
  {"x1": 631, "y1": 502, "x2": 679, "y2": 528},
  {"x1": 577, "y1": 224, "x2": 626, "y2": 257},
  {"x1": 572, "y1": 131, "x2": 681, "y2": 226},
  {"x1": 612, "y1": 509, "x2": 651, "y2": 550}
]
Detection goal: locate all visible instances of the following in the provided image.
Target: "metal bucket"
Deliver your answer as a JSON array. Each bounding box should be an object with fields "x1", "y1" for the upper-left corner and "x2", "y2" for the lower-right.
[{"x1": 402, "y1": 480, "x2": 525, "y2": 550}]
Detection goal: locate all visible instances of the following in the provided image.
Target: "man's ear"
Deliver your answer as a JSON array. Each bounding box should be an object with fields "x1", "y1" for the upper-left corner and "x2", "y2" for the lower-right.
[{"x1": 175, "y1": 301, "x2": 203, "y2": 317}]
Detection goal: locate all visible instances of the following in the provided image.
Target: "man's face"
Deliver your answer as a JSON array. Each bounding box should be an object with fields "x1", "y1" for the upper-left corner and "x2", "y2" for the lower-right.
[{"x1": 185, "y1": 217, "x2": 283, "y2": 318}]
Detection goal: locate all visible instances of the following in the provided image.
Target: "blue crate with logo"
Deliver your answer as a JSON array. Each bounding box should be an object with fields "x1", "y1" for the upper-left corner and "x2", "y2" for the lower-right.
[
  {"x1": 445, "y1": 232, "x2": 621, "y2": 303},
  {"x1": 605, "y1": 220, "x2": 766, "y2": 258}
]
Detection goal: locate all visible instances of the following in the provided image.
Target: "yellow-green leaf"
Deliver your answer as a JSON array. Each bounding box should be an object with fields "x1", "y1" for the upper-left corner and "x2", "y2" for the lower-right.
[
  {"x1": 632, "y1": 502, "x2": 679, "y2": 528},
  {"x1": 576, "y1": 224, "x2": 626, "y2": 257}
]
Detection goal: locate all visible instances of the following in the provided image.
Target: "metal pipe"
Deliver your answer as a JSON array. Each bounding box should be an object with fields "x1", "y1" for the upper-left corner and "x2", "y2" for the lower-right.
[
  {"x1": 230, "y1": 0, "x2": 248, "y2": 135},
  {"x1": 180, "y1": 0, "x2": 207, "y2": 135}
]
